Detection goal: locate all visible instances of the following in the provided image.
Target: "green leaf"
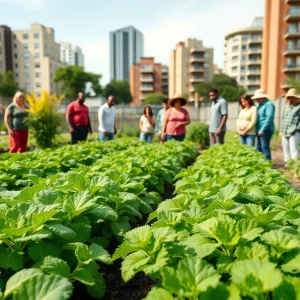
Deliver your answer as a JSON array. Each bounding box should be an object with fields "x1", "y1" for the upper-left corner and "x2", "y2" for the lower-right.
[
  {"x1": 121, "y1": 250, "x2": 151, "y2": 282},
  {"x1": 161, "y1": 257, "x2": 220, "y2": 298},
  {"x1": 125, "y1": 225, "x2": 152, "y2": 248},
  {"x1": 235, "y1": 242, "x2": 269, "y2": 261},
  {"x1": 111, "y1": 216, "x2": 131, "y2": 236},
  {"x1": 282, "y1": 251, "x2": 300, "y2": 274},
  {"x1": 88, "y1": 205, "x2": 118, "y2": 222},
  {"x1": 14, "y1": 274, "x2": 73, "y2": 300},
  {"x1": 73, "y1": 243, "x2": 92, "y2": 264},
  {"x1": 143, "y1": 247, "x2": 169, "y2": 275},
  {"x1": 4, "y1": 268, "x2": 43, "y2": 298},
  {"x1": 67, "y1": 222, "x2": 91, "y2": 243},
  {"x1": 0, "y1": 246, "x2": 23, "y2": 271},
  {"x1": 47, "y1": 224, "x2": 76, "y2": 240},
  {"x1": 86, "y1": 262, "x2": 106, "y2": 298},
  {"x1": 236, "y1": 219, "x2": 263, "y2": 241},
  {"x1": 217, "y1": 184, "x2": 239, "y2": 201},
  {"x1": 41, "y1": 257, "x2": 71, "y2": 278},
  {"x1": 65, "y1": 173, "x2": 88, "y2": 191},
  {"x1": 31, "y1": 211, "x2": 58, "y2": 228},
  {"x1": 231, "y1": 260, "x2": 283, "y2": 298},
  {"x1": 112, "y1": 244, "x2": 139, "y2": 261},
  {"x1": 144, "y1": 288, "x2": 175, "y2": 300},
  {"x1": 28, "y1": 242, "x2": 61, "y2": 263},
  {"x1": 89, "y1": 244, "x2": 112, "y2": 265},
  {"x1": 71, "y1": 268, "x2": 95, "y2": 286},
  {"x1": 14, "y1": 229, "x2": 52, "y2": 242},
  {"x1": 274, "y1": 276, "x2": 300, "y2": 300},
  {"x1": 262, "y1": 230, "x2": 300, "y2": 257}
]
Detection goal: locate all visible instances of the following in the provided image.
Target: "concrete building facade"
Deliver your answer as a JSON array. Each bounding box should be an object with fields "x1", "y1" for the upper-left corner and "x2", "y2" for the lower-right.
[
  {"x1": 60, "y1": 42, "x2": 84, "y2": 67},
  {"x1": 12, "y1": 23, "x2": 63, "y2": 95},
  {"x1": 169, "y1": 39, "x2": 214, "y2": 101},
  {"x1": 224, "y1": 17, "x2": 263, "y2": 95},
  {"x1": 0, "y1": 26, "x2": 13, "y2": 74},
  {"x1": 110, "y1": 26, "x2": 144, "y2": 81},
  {"x1": 262, "y1": 0, "x2": 300, "y2": 99},
  {"x1": 162, "y1": 65, "x2": 168, "y2": 96},
  {"x1": 130, "y1": 57, "x2": 167, "y2": 106}
]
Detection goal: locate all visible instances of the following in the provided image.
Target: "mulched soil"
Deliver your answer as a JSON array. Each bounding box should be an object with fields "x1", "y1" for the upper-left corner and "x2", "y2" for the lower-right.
[{"x1": 271, "y1": 141, "x2": 300, "y2": 190}]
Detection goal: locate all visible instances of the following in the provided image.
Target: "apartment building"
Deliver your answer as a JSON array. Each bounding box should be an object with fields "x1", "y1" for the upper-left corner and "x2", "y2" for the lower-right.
[
  {"x1": 12, "y1": 23, "x2": 63, "y2": 95},
  {"x1": 162, "y1": 65, "x2": 168, "y2": 96},
  {"x1": 0, "y1": 26, "x2": 13, "y2": 74},
  {"x1": 60, "y1": 42, "x2": 84, "y2": 67},
  {"x1": 224, "y1": 17, "x2": 263, "y2": 95},
  {"x1": 169, "y1": 39, "x2": 214, "y2": 101},
  {"x1": 110, "y1": 26, "x2": 144, "y2": 81},
  {"x1": 262, "y1": 0, "x2": 300, "y2": 99},
  {"x1": 130, "y1": 57, "x2": 167, "y2": 106},
  {"x1": 213, "y1": 64, "x2": 223, "y2": 75}
]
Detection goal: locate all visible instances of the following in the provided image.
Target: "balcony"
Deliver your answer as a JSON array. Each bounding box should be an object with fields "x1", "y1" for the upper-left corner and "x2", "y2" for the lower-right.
[
  {"x1": 248, "y1": 48, "x2": 262, "y2": 54},
  {"x1": 190, "y1": 86, "x2": 195, "y2": 93},
  {"x1": 190, "y1": 77, "x2": 205, "y2": 83},
  {"x1": 285, "y1": 9, "x2": 300, "y2": 22},
  {"x1": 190, "y1": 66, "x2": 205, "y2": 73},
  {"x1": 140, "y1": 77, "x2": 153, "y2": 82},
  {"x1": 246, "y1": 79, "x2": 261, "y2": 85},
  {"x1": 247, "y1": 59, "x2": 261, "y2": 65},
  {"x1": 284, "y1": 28, "x2": 300, "y2": 38},
  {"x1": 247, "y1": 69, "x2": 261, "y2": 75},
  {"x1": 190, "y1": 56, "x2": 206, "y2": 63},
  {"x1": 281, "y1": 80, "x2": 292, "y2": 89},
  {"x1": 284, "y1": 46, "x2": 300, "y2": 56},
  {"x1": 286, "y1": 0, "x2": 300, "y2": 3},
  {"x1": 140, "y1": 85, "x2": 154, "y2": 92},
  {"x1": 140, "y1": 66, "x2": 153, "y2": 73},
  {"x1": 190, "y1": 48, "x2": 205, "y2": 54},
  {"x1": 248, "y1": 37, "x2": 263, "y2": 44},
  {"x1": 283, "y1": 64, "x2": 300, "y2": 72}
]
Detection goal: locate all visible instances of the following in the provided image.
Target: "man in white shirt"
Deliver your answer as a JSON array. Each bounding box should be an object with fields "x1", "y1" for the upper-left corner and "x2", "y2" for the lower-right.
[{"x1": 98, "y1": 96, "x2": 116, "y2": 141}]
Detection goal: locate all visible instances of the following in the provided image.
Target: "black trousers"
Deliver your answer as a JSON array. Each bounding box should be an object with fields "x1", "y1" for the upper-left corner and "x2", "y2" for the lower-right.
[{"x1": 71, "y1": 126, "x2": 89, "y2": 144}]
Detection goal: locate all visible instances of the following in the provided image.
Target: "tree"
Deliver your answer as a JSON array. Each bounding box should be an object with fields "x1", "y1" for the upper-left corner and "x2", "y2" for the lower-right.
[
  {"x1": 287, "y1": 78, "x2": 300, "y2": 92},
  {"x1": 0, "y1": 71, "x2": 18, "y2": 97},
  {"x1": 53, "y1": 66, "x2": 102, "y2": 101},
  {"x1": 103, "y1": 80, "x2": 131, "y2": 104},
  {"x1": 195, "y1": 74, "x2": 245, "y2": 102},
  {"x1": 143, "y1": 93, "x2": 165, "y2": 105}
]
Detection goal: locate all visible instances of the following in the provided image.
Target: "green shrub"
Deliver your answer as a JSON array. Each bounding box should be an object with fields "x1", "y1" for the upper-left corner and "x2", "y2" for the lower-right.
[
  {"x1": 116, "y1": 122, "x2": 140, "y2": 138},
  {"x1": 186, "y1": 122, "x2": 209, "y2": 149}
]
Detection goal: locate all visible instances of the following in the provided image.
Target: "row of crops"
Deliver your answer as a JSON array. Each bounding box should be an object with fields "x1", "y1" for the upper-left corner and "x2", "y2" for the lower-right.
[
  {"x1": 115, "y1": 144, "x2": 300, "y2": 300},
  {"x1": 0, "y1": 139, "x2": 198, "y2": 299}
]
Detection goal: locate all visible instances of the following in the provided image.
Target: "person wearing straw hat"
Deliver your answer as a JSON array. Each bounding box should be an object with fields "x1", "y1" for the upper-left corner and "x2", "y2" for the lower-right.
[
  {"x1": 279, "y1": 88, "x2": 300, "y2": 166},
  {"x1": 161, "y1": 94, "x2": 190, "y2": 142},
  {"x1": 251, "y1": 89, "x2": 275, "y2": 161}
]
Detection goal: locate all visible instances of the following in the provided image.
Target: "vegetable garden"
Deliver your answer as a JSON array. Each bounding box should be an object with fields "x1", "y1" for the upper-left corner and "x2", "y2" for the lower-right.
[{"x1": 0, "y1": 139, "x2": 299, "y2": 299}]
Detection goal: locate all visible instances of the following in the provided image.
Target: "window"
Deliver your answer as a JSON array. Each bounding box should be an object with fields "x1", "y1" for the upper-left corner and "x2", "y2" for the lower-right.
[
  {"x1": 0, "y1": 47, "x2": 2, "y2": 55},
  {"x1": 24, "y1": 44, "x2": 29, "y2": 49},
  {"x1": 25, "y1": 73, "x2": 30, "y2": 79},
  {"x1": 34, "y1": 43, "x2": 40, "y2": 49},
  {"x1": 24, "y1": 63, "x2": 30, "y2": 68},
  {"x1": 34, "y1": 52, "x2": 40, "y2": 59},
  {"x1": 15, "y1": 73, "x2": 18, "y2": 78},
  {"x1": 14, "y1": 44, "x2": 17, "y2": 48},
  {"x1": 35, "y1": 82, "x2": 41, "y2": 88},
  {"x1": 14, "y1": 54, "x2": 17, "y2": 58},
  {"x1": 204, "y1": 53, "x2": 209, "y2": 58},
  {"x1": 242, "y1": 55, "x2": 246, "y2": 61},
  {"x1": 23, "y1": 33, "x2": 29, "y2": 39},
  {"x1": 15, "y1": 63, "x2": 18, "y2": 68},
  {"x1": 242, "y1": 36, "x2": 248, "y2": 42},
  {"x1": 0, "y1": 61, "x2": 2, "y2": 68},
  {"x1": 13, "y1": 34, "x2": 16, "y2": 39},
  {"x1": 24, "y1": 53, "x2": 30, "y2": 59},
  {"x1": 232, "y1": 45, "x2": 239, "y2": 52},
  {"x1": 36, "y1": 92, "x2": 41, "y2": 96},
  {"x1": 35, "y1": 62, "x2": 40, "y2": 68},
  {"x1": 25, "y1": 82, "x2": 30, "y2": 89},
  {"x1": 240, "y1": 76, "x2": 245, "y2": 81},
  {"x1": 204, "y1": 63, "x2": 208, "y2": 68},
  {"x1": 35, "y1": 72, "x2": 41, "y2": 78},
  {"x1": 241, "y1": 66, "x2": 245, "y2": 71},
  {"x1": 33, "y1": 33, "x2": 39, "y2": 39},
  {"x1": 242, "y1": 45, "x2": 247, "y2": 50},
  {"x1": 231, "y1": 66, "x2": 238, "y2": 72}
]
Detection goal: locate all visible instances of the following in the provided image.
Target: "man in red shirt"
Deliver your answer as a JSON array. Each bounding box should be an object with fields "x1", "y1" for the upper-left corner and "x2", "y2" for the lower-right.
[{"x1": 66, "y1": 92, "x2": 92, "y2": 144}]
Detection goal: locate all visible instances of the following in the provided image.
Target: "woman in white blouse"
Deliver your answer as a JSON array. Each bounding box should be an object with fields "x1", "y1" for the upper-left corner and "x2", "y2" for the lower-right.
[
  {"x1": 237, "y1": 94, "x2": 257, "y2": 146},
  {"x1": 139, "y1": 106, "x2": 156, "y2": 143}
]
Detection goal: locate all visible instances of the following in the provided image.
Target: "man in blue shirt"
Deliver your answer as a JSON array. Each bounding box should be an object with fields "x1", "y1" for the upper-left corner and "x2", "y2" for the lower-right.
[
  {"x1": 251, "y1": 89, "x2": 275, "y2": 161},
  {"x1": 209, "y1": 88, "x2": 228, "y2": 145},
  {"x1": 155, "y1": 98, "x2": 170, "y2": 141}
]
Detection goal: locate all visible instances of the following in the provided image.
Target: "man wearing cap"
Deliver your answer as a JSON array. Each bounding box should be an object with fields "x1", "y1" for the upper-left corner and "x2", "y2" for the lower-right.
[
  {"x1": 251, "y1": 89, "x2": 275, "y2": 161},
  {"x1": 280, "y1": 88, "x2": 300, "y2": 166},
  {"x1": 209, "y1": 88, "x2": 228, "y2": 145}
]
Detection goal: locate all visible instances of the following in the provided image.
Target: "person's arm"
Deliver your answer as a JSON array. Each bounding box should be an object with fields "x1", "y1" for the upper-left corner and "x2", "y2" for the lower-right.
[
  {"x1": 279, "y1": 107, "x2": 286, "y2": 138},
  {"x1": 161, "y1": 114, "x2": 169, "y2": 141},
  {"x1": 98, "y1": 106, "x2": 107, "y2": 134},
  {"x1": 139, "y1": 116, "x2": 144, "y2": 132},
  {"x1": 243, "y1": 107, "x2": 257, "y2": 134},
  {"x1": 4, "y1": 108, "x2": 13, "y2": 136},
  {"x1": 66, "y1": 104, "x2": 74, "y2": 133},
  {"x1": 216, "y1": 101, "x2": 228, "y2": 135},
  {"x1": 149, "y1": 115, "x2": 156, "y2": 128},
  {"x1": 259, "y1": 103, "x2": 275, "y2": 134},
  {"x1": 155, "y1": 111, "x2": 161, "y2": 134}
]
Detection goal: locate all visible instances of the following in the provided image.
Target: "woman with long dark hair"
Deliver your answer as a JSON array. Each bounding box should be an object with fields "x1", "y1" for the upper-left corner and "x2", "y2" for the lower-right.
[
  {"x1": 139, "y1": 105, "x2": 156, "y2": 143},
  {"x1": 237, "y1": 94, "x2": 257, "y2": 146}
]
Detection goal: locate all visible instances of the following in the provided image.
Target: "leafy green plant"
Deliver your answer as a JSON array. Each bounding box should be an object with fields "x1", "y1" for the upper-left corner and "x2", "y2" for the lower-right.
[{"x1": 185, "y1": 122, "x2": 209, "y2": 149}]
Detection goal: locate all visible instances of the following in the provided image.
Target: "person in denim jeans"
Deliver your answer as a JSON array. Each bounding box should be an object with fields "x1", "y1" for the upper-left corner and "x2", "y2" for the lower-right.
[
  {"x1": 237, "y1": 94, "x2": 257, "y2": 147},
  {"x1": 139, "y1": 106, "x2": 156, "y2": 143},
  {"x1": 251, "y1": 89, "x2": 275, "y2": 160}
]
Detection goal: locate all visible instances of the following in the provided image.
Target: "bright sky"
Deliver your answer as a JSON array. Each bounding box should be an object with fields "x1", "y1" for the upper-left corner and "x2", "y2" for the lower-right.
[{"x1": 0, "y1": 0, "x2": 264, "y2": 85}]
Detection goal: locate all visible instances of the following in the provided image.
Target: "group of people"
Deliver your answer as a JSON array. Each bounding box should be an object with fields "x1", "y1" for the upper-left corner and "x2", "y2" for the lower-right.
[
  {"x1": 211, "y1": 87, "x2": 300, "y2": 166},
  {"x1": 3, "y1": 88, "x2": 300, "y2": 167}
]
